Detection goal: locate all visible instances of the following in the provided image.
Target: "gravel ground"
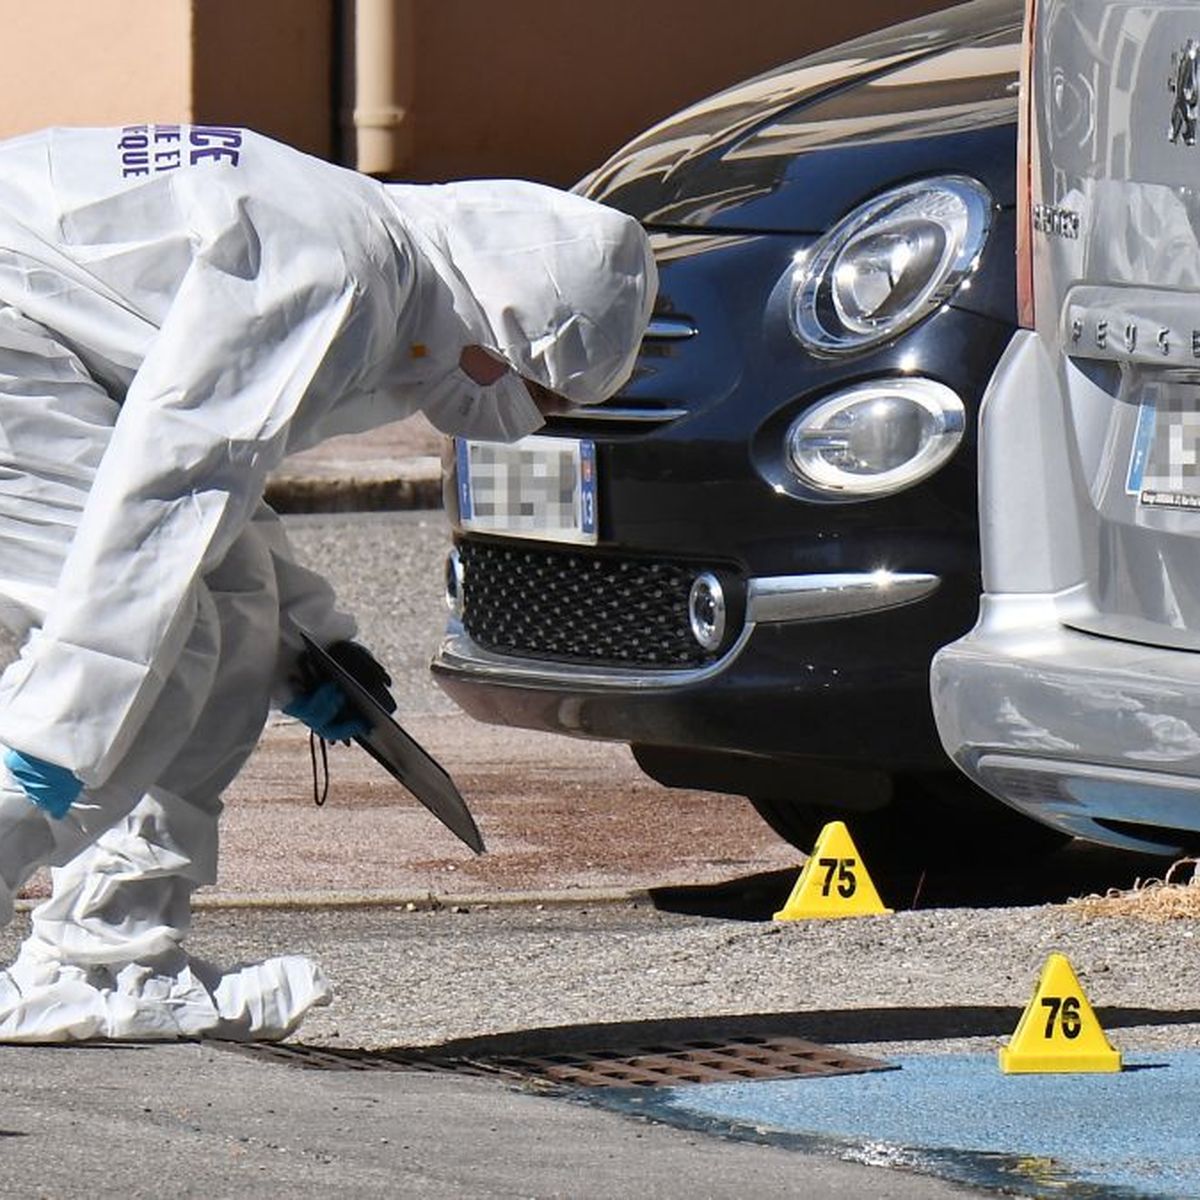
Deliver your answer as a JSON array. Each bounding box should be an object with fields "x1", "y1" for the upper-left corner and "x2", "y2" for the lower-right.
[
  {"x1": 278, "y1": 902, "x2": 1200, "y2": 1057},
  {"x1": 0, "y1": 900, "x2": 1188, "y2": 1060}
]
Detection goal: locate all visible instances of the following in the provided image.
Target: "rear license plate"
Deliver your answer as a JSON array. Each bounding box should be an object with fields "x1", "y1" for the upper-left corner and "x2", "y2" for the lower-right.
[
  {"x1": 1127, "y1": 384, "x2": 1200, "y2": 509},
  {"x1": 456, "y1": 435, "x2": 598, "y2": 545}
]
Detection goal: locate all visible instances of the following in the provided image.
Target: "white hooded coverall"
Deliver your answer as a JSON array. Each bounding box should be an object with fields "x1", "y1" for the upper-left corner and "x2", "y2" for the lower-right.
[{"x1": 0, "y1": 124, "x2": 656, "y2": 1040}]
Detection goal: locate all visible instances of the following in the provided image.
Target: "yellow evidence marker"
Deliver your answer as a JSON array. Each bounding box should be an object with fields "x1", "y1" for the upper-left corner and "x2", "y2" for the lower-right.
[
  {"x1": 773, "y1": 820, "x2": 893, "y2": 920},
  {"x1": 999, "y1": 952, "x2": 1121, "y2": 1074}
]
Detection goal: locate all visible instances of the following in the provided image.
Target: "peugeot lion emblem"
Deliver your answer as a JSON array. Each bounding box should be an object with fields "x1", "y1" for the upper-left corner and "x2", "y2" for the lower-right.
[{"x1": 1169, "y1": 40, "x2": 1200, "y2": 145}]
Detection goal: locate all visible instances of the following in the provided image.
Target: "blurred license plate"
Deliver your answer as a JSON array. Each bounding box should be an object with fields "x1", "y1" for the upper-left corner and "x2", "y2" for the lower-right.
[
  {"x1": 456, "y1": 435, "x2": 597, "y2": 544},
  {"x1": 1127, "y1": 384, "x2": 1200, "y2": 509}
]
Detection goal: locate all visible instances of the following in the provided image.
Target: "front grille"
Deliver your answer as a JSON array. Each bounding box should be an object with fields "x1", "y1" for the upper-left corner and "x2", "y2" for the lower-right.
[
  {"x1": 460, "y1": 539, "x2": 725, "y2": 668},
  {"x1": 541, "y1": 313, "x2": 697, "y2": 432}
]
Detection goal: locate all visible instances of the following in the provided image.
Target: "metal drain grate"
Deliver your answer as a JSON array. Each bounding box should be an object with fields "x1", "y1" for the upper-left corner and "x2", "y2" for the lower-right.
[{"x1": 217, "y1": 1035, "x2": 892, "y2": 1088}]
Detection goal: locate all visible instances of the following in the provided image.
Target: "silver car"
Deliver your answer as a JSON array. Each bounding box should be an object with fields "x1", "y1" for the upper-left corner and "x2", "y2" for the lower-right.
[{"x1": 933, "y1": 0, "x2": 1200, "y2": 854}]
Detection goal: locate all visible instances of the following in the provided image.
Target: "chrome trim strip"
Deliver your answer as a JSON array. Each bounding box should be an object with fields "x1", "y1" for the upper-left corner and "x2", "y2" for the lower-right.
[
  {"x1": 554, "y1": 404, "x2": 688, "y2": 423},
  {"x1": 552, "y1": 314, "x2": 694, "y2": 422},
  {"x1": 644, "y1": 316, "x2": 698, "y2": 340},
  {"x1": 747, "y1": 572, "x2": 941, "y2": 623},
  {"x1": 433, "y1": 623, "x2": 754, "y2": 691},
  {"x1": 432, "y1": 571, "x2": 941, "y2": 691}
]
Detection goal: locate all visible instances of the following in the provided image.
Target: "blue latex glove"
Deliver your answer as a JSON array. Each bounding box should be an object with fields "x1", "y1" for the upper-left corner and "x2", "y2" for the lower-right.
[
  {"x1": 283, "y1": 680, "x2": 368, "y2": 742},
  {"x1": 4, "y1": 749, "x2": 83, "y2": 819}
]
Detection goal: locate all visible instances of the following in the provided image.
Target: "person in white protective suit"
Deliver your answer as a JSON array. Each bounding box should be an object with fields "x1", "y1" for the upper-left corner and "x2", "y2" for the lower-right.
[{"x1": 0, "y1": 124, "x2": 657, "y2": 1041}]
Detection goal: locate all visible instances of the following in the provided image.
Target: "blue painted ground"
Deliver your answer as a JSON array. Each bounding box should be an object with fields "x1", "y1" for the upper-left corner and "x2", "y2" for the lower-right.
[{"x1": 592, "y1": 1051, "x2": 1200, "y2": 1198}]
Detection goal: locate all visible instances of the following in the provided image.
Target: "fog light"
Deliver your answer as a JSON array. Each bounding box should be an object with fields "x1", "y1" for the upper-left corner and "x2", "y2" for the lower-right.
[
  {"x1": 444, "y1": 547, "x2": 465, "y2": 618},
  {"x1": 786, "y1": 377, "x2": 965, "y2": 498},
  {"x1": 688, "y1": 572, "x2": 726, "y2": 651}
]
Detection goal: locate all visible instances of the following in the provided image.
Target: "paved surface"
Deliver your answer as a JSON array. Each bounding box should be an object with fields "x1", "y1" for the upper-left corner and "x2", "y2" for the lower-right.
[
  {"x1": 627, "y1": 1051, "x2": 1200, "y2": 1198},
  {"x1": 0, "y1": 1039, "x2": 981, "y2": 1200},
  {"x1": 266, "y1": 414, "x2": 444, "y2": 512},
  {"x1": 4, "y1": 510, "x2": 801, "y2": 906},
  {"x1": 265, "y1": 449, "x2": 1200, "y2": 1196},
  {"x1": 1, "y1": 896, "x2": 1193, "y2": 1197}
]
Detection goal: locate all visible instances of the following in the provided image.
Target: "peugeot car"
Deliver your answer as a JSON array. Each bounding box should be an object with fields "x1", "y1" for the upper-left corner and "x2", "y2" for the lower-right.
[
  {"x1": 434, "y1": 0, "x2": 1035, "y2": 854},
  {"x1": 934, "y1": 0, "x2": 1200, "y2": 856}
]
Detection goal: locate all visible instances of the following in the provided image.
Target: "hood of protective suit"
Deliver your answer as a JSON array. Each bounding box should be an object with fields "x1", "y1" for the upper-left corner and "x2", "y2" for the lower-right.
[{"x1": 384, "y1": 180, "x2": 657, "y2": 440}]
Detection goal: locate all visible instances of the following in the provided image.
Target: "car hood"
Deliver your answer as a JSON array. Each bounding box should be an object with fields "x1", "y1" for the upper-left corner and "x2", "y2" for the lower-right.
[{"x1": 581, "y1": 0, "x2": 1023, "y2": 233}]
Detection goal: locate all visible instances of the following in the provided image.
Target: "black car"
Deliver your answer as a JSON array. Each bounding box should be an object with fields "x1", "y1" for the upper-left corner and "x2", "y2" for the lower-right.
[{"x1": 433, "y1": 0, "x2": 1041, "y2": 854}]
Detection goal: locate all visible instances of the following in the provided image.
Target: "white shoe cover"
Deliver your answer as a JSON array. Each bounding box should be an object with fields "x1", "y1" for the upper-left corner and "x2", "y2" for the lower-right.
[
  {"x1": 0, "y1": 945, "x2": 331, "y2": 1042},
  {"x1": 207, "y1": 954, "x2": 333, "y2": 1042}
]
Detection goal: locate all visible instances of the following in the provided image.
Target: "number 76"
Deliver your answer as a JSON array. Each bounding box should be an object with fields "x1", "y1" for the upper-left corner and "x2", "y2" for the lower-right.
[{"x1": 1040, "y1": 995, "x2": 1082, "y2": 1039}]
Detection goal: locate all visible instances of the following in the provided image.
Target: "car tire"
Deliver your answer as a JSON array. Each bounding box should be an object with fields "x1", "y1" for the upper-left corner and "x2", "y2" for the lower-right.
[{"x1": 748, "y1": 772, "x2": 1069, "y2": 865}]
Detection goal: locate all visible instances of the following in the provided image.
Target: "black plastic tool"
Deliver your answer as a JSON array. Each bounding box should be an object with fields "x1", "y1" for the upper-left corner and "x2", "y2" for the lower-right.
[{"x1": 299, "y1": 632, "x2": 485, "y2": 854}]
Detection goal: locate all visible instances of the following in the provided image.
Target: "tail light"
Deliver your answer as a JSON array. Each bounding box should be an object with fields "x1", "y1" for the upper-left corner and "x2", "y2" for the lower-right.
[{"x1": 1015, "y1": 0, "x2": 1039, "y2": 330}]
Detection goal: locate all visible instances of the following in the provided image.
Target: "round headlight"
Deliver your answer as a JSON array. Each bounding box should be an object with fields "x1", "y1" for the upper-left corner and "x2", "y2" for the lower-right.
[
  {"x1": 791, "y1": 177, "x2": 992, "y2": 355},
  {"x1": 786, "y1": 378, "x2": 965, "y2": 498}
]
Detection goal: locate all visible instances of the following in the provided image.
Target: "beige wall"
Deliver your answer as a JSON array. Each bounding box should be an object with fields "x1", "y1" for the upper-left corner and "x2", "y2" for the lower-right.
[
  {"x1": 193, "y1": 0, "x2": 335, "y2": 158},
  {"x1": 0, "y1": 0, "x2": 193, "y2": 132},
  {"x1": 399, "y1": 0, "x2": 956, "y2": 185},
  {"x1": 0, "y1": 0, "x2": 956, "y2": 182},
  {"x1": 0, "y1": 0, "x2": 333, "y2": 153}
]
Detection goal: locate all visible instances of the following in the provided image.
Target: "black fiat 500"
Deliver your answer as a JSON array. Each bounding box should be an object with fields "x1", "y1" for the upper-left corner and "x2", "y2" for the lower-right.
[{"x1": 433, "y1": 0, "x2": 1037, "y2": 852}]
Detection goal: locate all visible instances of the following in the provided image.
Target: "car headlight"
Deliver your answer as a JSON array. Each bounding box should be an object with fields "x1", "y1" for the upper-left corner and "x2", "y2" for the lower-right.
[
  {"x1": 791, "y1": 177, "x2": 992, "y2": 355},
  {"x1": 786, "y1": 378, "x2": 965, "y2": 498}
]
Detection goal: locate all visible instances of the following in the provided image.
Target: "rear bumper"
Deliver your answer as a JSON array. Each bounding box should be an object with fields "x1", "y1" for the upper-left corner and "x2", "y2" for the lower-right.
[
  {"x1": 931, "y1": 329, "x2": 1200, "y2": 853},
  {"x1": 933, "y1": 590, "x2": 1200, "y2": 853}
]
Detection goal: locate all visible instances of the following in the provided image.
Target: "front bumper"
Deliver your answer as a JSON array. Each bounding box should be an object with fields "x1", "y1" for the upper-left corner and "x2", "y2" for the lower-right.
[
  {"x1": 433, "y1": 234, "x2": 1010, "y2": 788},
  {"x1": 437, "y1": 569, "x2": 938, "y2": 689},
  {"x1": 433, "y1": 566, "x2": 959, "y2": 777}
]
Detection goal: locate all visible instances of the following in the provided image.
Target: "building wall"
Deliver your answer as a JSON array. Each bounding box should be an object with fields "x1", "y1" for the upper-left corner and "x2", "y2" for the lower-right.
[
  {"x1": 0, "y1": 0, "x2": 957, "y2": 182},
  {"x1": 0, "y1": 1, "x2": 193, "y2": 131},
  {"x1": 0, "y1": 0, "x2": 334, "y2": 152},
  {"x1": 399, "y1": 0, "x2": 957, "y2": 185},
  {"x1": 193, "y1": 0, "x2": 336, "y2": 158}
]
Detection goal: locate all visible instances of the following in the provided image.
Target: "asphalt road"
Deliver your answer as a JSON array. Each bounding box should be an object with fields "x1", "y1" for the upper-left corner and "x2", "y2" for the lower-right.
[
  {"x1": 0, "y1": 893, "x2": 1195, "y2": 1197},
  {"x1": 0, "y1": 1037, "x2": 981, "y2": 1199}
]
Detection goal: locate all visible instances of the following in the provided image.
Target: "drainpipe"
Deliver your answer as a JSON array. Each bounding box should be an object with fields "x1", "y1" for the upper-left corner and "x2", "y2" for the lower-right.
[{"x1": 353, "y1": 0, "x2": 414, "y2": 177}]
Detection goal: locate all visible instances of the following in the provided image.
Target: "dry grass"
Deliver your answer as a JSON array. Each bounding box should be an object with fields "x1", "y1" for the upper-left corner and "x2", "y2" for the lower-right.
[{"x1": 1067, "y1": 858, "x2": 1200, "y2": 920}]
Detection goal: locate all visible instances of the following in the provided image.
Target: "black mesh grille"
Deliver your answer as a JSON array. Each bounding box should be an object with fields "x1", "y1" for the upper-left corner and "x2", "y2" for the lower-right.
[{"x1": 460, "y1": 539, "x2": 726, "y2": 668}]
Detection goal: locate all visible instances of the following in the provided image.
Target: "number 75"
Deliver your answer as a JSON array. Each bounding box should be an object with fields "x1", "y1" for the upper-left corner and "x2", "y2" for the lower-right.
[{"x1": 817, "y1": 857, "x2": 857, "y2": 898}]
